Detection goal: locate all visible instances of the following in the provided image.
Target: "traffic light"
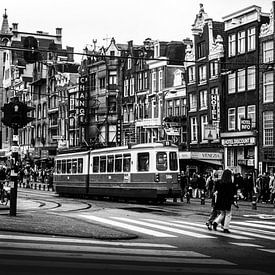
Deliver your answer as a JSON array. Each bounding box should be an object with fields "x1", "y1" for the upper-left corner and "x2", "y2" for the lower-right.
[
  {"x1": 1, "y1": 103, "x2": 13, "y2": 127},
  {"x1": 1, "y1": 99, "x2": 35, "y2": 129},
  {"x1": 23, "y1": 36, "x2": 41, "y2": 63}
]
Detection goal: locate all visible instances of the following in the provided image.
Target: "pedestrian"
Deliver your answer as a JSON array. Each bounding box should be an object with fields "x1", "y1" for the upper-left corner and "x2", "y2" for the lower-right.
[
  {"x1": 197, "y1": 173, "x2": 206, "y2": 199},
  {"x1": 179, "y1": 171, "x2": 188, "y2": 202},
  {"x1": 205, "y1": 174, "x2": 214, "y2": 198},
  {"x1": 190, "y1": 172, "x2": 198, "y2": 198},
  {"x1": 205, "y1": 173, "x2": 224, "y2": 230},
  {"x1": 212, "y1": 169, "x2": 237, "y2": 233}
]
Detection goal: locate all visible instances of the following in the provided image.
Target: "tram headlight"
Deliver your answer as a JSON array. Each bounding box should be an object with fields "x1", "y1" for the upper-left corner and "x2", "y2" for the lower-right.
[{"x1": 155, "y1": 173, "x2": 160, "y2": 182}]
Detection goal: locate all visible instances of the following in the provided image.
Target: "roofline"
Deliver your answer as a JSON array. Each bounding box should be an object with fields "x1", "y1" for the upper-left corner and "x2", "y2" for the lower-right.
[{"x1": 222, "y1": 5, "x2": 262, "y2": 20}]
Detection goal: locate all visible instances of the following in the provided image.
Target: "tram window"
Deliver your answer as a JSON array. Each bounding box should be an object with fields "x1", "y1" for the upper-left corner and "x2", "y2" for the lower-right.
[
  {"x1": 72, "y1": 159, "x2": 77, "y2": 173},
  {"x1": 61, "y1": 160, "x2": 66, "y2": 174},
  {"x1": 107, "y1": 155, "x2": 114, "y2": 172},
  {"x1": 100, "y1": 156, "x2": 106, "y2": 172},
  {"x1": 123, "y1": 154, "x2": 131, "y2": 172},
  {"x1": 156, "y1": 152, "x2": 167, "y2": 171},
  {"x1": 56, "y1": 160, "x2": 61, "y2": 174},
  {"x1": 67, "y1": 159, "x2": 72, "y2": 174},
  {"x1": 115, "y1": 154, "x2": 122, "y2": 172},
  {"x1": 169, "y1": 152, "x2": 178, "y2": 171},
  {"x1": 78, "y1": 158, "x2": 83, "y2": 173},
  {"x1": 93, "y1": 157, "x2": 99, "y2": 173},
  {"x1": 138, "y1": 153, "x2": 149, "y2": 171}
]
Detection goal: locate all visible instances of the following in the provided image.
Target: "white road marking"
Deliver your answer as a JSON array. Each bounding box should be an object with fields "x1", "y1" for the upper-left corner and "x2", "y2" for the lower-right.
[
  {"x1": 0, "y1": 234, "x2": 175, "y2": 248},
  {"x1": 78, "y1": 214, "x2": 176, "y2": 237},
  {"x1": 173, "y1": 220, "x2": 252, "y2": 240},
  {"x1": 245, "y1": 220, "x2": 275, "y2": 226},
  {"x1": 113, "y1": 217, "x2": 216, "y2": 238},
  {"x1": 258, "y1": 249, "x2": 275, "y2": 253},
  {"x1": 230, "y1": 221, "x2": 275, "y2": 231},
  {"x1": 229, "y1": 243, "x2": 264, "y2": 248}
]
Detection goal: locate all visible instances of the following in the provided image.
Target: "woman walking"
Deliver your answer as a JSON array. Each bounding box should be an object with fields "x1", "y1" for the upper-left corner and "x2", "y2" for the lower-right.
[{"x1": 212, "y1": 169, "x2": 236, "y2": 233}]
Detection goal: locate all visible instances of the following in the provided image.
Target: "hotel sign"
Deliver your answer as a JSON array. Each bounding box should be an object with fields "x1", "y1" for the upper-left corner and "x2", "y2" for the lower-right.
[
  {"x1": 210, "y1": 89, "x2": 220, "y2": 121},
  {"x1": 222, "y1": 137, "x2": 256, "y2": 146},
  {"x1": 78, "y1": 76, "x2": 88, "y2": 124}
]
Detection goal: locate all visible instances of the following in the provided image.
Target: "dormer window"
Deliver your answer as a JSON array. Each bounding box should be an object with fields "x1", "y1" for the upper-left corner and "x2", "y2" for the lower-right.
[
  {"x1": 154, "y1": 43, "x2": 160, "y2": 58},
  {"x1": 127, "y1": 57, "x2": 132, "y2": 69}
]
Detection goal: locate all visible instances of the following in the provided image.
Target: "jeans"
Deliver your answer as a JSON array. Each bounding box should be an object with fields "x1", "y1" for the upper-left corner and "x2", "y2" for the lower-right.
[{"x1": 214, "y1": 210, "x2": 232, "y2": 230}]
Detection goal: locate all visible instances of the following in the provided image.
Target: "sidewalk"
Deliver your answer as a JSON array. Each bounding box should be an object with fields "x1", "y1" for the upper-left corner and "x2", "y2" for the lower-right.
[{"x1": 0, "y1": 196, "x2": 274, "y2": 240}]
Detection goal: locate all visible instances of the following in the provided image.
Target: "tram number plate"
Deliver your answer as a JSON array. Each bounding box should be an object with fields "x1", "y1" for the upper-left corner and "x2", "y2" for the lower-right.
[{"x1": 166, "y1": 174, "x2": 172, "y2": 179}]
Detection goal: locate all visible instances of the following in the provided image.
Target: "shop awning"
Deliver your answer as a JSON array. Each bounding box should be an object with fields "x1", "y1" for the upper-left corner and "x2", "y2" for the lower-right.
[{"x1": 198, "y1": 159, "x2": 223, "y2": 166}]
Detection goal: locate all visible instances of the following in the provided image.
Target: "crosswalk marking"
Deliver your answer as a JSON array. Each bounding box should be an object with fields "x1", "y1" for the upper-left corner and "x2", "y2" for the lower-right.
[
  {"x1": 0, "y1": 234, "x2": 175, "y2": 248},
  {"x1": 229, "y1": 243, "x2": 264, "y2": 248},
  {"x1": 113, "y1": 217, "x2": 216, "y2": 239},
  {"x1": 258, "y1": 249, "x2": 275, "y2": 253},
  {"x1": 230, "y1": 221, "x2": 275, "y2": 231},
  {"x1": 78, "y1": 214, "x2": 176, "y2": 237},
  {"x1": 167, "y1": 220, "x2": 252, "y2": 240},
  {"x1": 245, "y1": 220, "x2": 275, "y2": 226}
]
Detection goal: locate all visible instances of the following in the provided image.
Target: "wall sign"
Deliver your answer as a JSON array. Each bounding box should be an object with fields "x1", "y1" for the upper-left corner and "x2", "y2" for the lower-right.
[{"x1": 78, "y1": 76, "x2": 88, "y2": 124}]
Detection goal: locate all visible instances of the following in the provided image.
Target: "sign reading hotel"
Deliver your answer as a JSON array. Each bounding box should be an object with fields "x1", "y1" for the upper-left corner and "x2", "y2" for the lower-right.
[
  {"x1": 240, "y1": 118, "x2": 252, "y2": 131},
  {"x1": 78, "y1": 76, "x2": 88, "y2": 124},
  {"x1": 222, "y1": 137, "x2": 256, "y2": 146},
  {"x1": 210, "y1": 90, "x2": 220, "y2": 121}
]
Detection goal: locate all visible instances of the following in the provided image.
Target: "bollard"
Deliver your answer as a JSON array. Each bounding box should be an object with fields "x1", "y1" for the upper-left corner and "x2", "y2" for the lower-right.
[
  {"x1": 252, "y1": 195, "x2": 257, "y2": 210},
  {"x1": 43, "y1": 184, "x2": 46, "y2": 191},
  {"x1": 34, "y1": 183, "x2": 37, "y2": 189},
  {"x1": 200, "y1": 190, "x2": 205, "y2": 205},
  {"x1": 38, "y1": 184, "x2": 41, "y2": 190}
]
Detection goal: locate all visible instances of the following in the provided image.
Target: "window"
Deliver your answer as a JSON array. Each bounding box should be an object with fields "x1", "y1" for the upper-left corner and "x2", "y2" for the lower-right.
[
  {"x1": 169, "y1": 152, "x2": 178, "y2": 171},
  {"x1": 109, "y1": 71, "x2": 117, "y2": 85},
  {"x1": 124, "y1": 79, "x2": 128, "y2": 97},
  {"x1": 100, "y1": 156, "x2": 106, "y2": 172},
  {"x1": 228, "y1": 108, "x2": 236, "y2": 131},
  {"x1": 263, "y1": 41, "x2": 274, "y2": 63},
  {"x1": 61, "y1": 160, "x2": 66, "y2": 174},
  {"x1": 247, "y1": 27, "x2": 256, "y2": 51},
  {"x1": 107, "y1": 155, "x2": 114, "y2": 172},
  {"x1": 167, "y1": 100, "x2": 173, "y2": 116},
  {"x1": 138, "y1": 73, "x2": 142, "y2": 91},
  {"x1": 198, "y1": 41, "x2": 206, "y2": 59},
  {"x1": 200, "y1": 90, "x2": 207, "y2": 109},
  {"x1": 201, "y1": 115, "x2": 208, "y2": 141},
  {"x1": 189, "y1": 94, "x2": 197, "y2": 111},
  {"x1": 67, "y1": 160, "x2": 72, "y2": 174},
  {"x1": 237, "y1": 69, "x2": 245, "y2": 92},
  {"x1": 127, "y1": 58, "x2": 132, "y2": 69},
  {"x1": 115, "y1": 155, "x2": 122, "y2": 172},
  {"x1": 144, "y1": 72, "x2": 148, "y2": 89},
  {"x1": 175, "y1": 99, "x2": 180, "y2": 116},
  {"x1": 123, "y1": 154, "x2": 131, "y2": 172},
  {"x1": 138, "y1": 153, "x2": 149, "y2": 171},
  {"x1": 210, "y1": 61, "x2": 218, "y2": 78},
  {"x1": 159, "y1": 70, "x2": 163, "y2": 91},
  {"x1": 228, "y1": 34, "x2": 236, "y2": 57},
  {"x1": 199, "y1": 65, "x2": 207, "y2": 83},
  {"x1": 78, "y1": 159, "x2": 83, "y2": 173},
  {"x1": 130, "y1": 77, "x2": 134, "y2": 96},
  {"x1": 247, "y1": 105, "x2": 256, "y2": 128},
  {"x1": 99, "y1": 77, "x2": 105, "y2": 89},
  {"x1": 190, "y1": 117, "x2": 198, "y2": 142},
  {"x1": 156, "y1": 152, "x2": 167, "y2": 171},
  {"x1": 263, "y1": 72, "x2": 274, "y2": 103},
  {"x1": 152, "y1": 71, "x2": 156, "y2": 92},
  {"x1": 56, "y1": 160, "x2": 61, "y2": 174},
  {"x1": 72, "y1": 159, "x2": 77, "y2": 174},
  {"x1": 228, "y1": 72, "x2": 236, "y2": 94},
  {"x1": 93, "y1": 156, "x2": 99, "y2": 173},
  {"x1": 188, "y1": 66, "x2": 195, "y2": 83},
  {"x1": 247, "y1": 66, "x2": 256, "y2": 90},
  {"x1": 263, "y1": 111, "x2": 274, "y2": 146},
  {"x1": 238, "y1": 31, "x2": 245, "y2": 54},
  {"x1": 237, "y1": 106, "x2": 245, "y2": 130}
]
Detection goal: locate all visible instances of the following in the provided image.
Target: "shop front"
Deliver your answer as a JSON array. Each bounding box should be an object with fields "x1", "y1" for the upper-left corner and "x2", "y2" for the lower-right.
[
  {"x1": 179, "y1": 151, "x2": 223, "y2": 175},
  {"x1": 221, "y1": 132, "x2": 257, "y2": 176}
]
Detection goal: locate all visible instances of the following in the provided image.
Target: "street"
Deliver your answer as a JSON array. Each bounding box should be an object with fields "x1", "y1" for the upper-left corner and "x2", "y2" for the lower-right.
[{"x1": 0, "y1": 188, "x2": 274, "y2": 275}]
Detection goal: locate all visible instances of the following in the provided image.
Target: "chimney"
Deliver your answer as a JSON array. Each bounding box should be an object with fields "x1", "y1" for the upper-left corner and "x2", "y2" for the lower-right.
[
  {"x1": 56, "y1": 28, "x2": 62, "y2": 36},
  {"x1": 12, "y1": 23, "x2": 18, "y2": 31}
]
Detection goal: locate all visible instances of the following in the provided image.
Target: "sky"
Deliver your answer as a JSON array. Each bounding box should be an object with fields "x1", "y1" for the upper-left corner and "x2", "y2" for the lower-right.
[{"x1": 2, "y1": 0, "x2": 272, "y2": 62}]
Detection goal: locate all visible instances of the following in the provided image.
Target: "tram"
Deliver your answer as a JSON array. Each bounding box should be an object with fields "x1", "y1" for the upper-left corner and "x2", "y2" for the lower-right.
[{"x1": 53, "y1": 142, "x2": 181, "y2": 202}]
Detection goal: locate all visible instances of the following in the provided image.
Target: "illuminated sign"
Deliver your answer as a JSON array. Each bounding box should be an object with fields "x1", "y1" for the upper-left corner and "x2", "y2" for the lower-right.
[
  {"x1": 210, "y1": 90, "x2": 220, "y2": 121},
  {"x1": 240, "y1": 118, "x2": 252, "y2": 131},
  {"x1": 78, "y1": 76, "x2": 88, "y2": 124},
  {"x1": 222, "y1": 137, "x2": 256, "y2": 146}
]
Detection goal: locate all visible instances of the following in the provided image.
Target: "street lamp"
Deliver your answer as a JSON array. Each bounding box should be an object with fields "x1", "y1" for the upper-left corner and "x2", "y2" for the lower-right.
[{"x1": 160, "y1": 89, "x2": 177, "y2": 141}]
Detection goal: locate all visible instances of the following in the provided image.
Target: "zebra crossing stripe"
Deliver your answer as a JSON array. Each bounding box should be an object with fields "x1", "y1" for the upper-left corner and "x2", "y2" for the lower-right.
[
  {"x1": 245, "y1": 220, "x2": 275, "y2": 226},
  {"x1": 166, "y1": 220, "x2": 251, "y2": 240},
  {"x1": 230, "y1": 221, "x2": 275, "y2": 231},
  {"x1": 78, "y1": 215, "x2": 176, "y2": 237},
  {"x1": 113, "y1": 217, "x2": 216, "y2": 238},
  {"x1": 258, "y1": 249, "x2": 275, "y2": 253},
  {"x1": 229, "y1": 243, "x2": 264, "y2": 248},
  {"x1": 0, "y1": 234, "x2": 175, "y2": 248}
]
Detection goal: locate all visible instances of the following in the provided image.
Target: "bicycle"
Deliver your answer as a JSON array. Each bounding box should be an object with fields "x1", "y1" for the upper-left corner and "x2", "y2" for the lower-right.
[{"x1": 0, "y1": 181, "x2": 10, "y2": 206}]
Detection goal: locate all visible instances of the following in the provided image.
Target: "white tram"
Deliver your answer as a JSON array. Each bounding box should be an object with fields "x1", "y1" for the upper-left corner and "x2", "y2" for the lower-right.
[{"x1": 54, "y1": 142, "x2": 181, "y2": 202}]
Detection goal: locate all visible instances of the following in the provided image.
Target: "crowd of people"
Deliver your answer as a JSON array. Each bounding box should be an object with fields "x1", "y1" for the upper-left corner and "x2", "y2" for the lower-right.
[{"x1": 179, "y1": 169, "x2": 275, "y2": 234}]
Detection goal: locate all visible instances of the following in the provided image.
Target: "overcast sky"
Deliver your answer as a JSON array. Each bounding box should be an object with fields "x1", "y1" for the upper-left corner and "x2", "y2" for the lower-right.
[{"x1": 2, "y1": 0, "x2": 272, "y2": 62}]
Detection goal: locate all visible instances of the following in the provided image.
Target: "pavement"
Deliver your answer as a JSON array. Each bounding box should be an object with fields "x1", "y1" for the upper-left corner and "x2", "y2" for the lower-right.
[{"x1": 0, "y1": 193, "x2": 274, "y2": 240}]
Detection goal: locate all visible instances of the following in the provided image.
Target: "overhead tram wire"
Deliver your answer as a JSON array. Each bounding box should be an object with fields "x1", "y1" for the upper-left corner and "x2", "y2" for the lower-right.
[{"x1": 0, "y1": 44, "x2": 271, "y2": 68}]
